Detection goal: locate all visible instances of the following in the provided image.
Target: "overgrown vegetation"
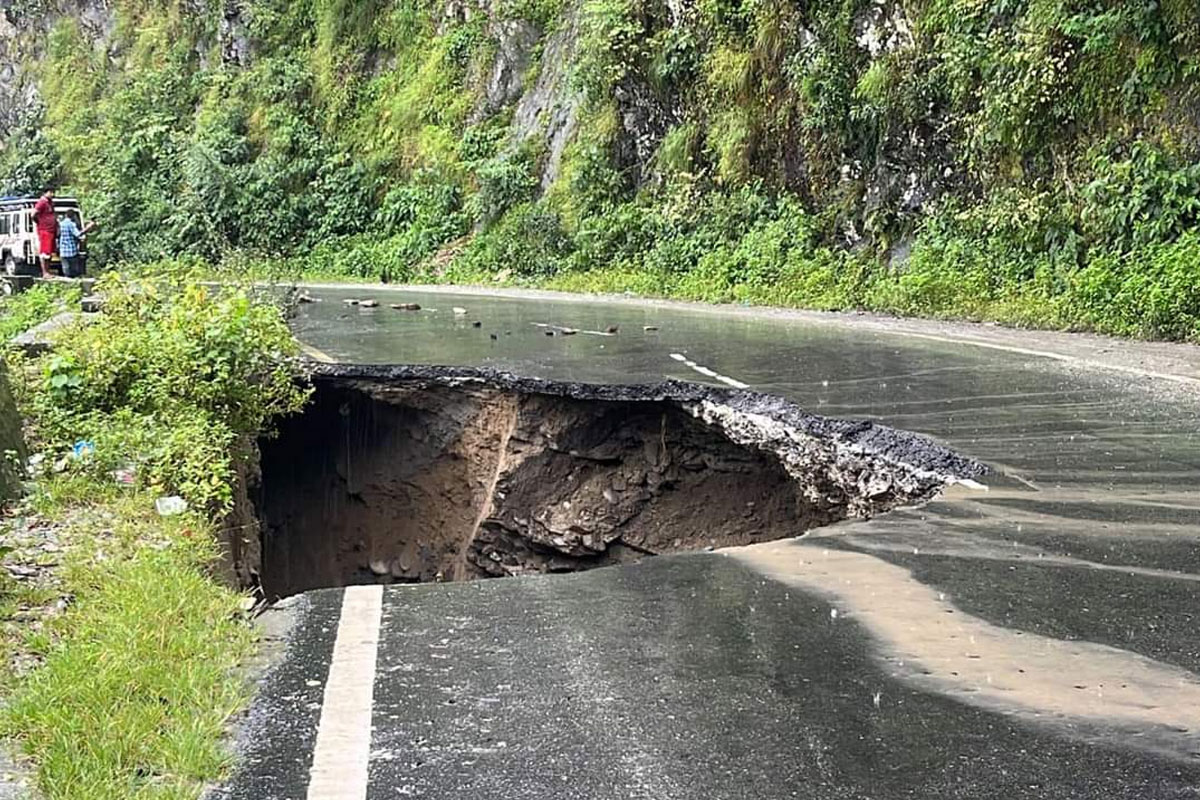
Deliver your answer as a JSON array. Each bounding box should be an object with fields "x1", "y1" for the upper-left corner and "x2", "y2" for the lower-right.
[
  {"x1": 0, "y1": 277, "x2": 308, "y2": 798},
  {"x1": 3, "y1": 0, "x2": 1200, "y2": 340},
  {"x1": 0, "y1": 283, "x2": 81, "y2": 342}
]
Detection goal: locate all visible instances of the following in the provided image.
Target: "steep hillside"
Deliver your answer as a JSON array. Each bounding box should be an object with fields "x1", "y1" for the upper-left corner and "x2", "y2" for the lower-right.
[{"x1": 2, "y1": 0, "x2": 1200, "y2": 338}]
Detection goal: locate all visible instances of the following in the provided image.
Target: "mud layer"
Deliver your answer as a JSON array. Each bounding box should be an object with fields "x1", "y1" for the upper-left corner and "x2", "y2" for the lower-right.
[
  {"x1": 244, "y1": 365, "x2": 982, "y2": 598},
  {"x1": 731, "y1": 539, "x2": 1200, "y2": 758}
]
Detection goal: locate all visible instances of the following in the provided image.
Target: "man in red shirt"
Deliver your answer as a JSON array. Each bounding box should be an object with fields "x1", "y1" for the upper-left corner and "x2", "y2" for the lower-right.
[{"x1": 32, "y1": 189, "x2": 57, "y2": 278}]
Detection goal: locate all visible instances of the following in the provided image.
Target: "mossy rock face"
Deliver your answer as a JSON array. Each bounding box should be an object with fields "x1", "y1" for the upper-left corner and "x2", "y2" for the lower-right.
[{"x1": 0, "y1": 361, "x2": 26, "y2": 502}]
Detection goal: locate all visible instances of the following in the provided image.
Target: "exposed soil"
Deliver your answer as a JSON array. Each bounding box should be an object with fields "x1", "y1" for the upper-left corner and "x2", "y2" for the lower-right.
[{"x1": 242, "y1": 365, "x2": 982, "y2": 599}]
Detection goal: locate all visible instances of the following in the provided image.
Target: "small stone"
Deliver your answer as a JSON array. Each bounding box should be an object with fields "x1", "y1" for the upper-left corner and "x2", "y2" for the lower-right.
[
  {"x1": 452, "y1": 307, "x2": 468, "y2": 315},
  {"x1": 605, "y1": 325, "x2": 619, "y2": 334},
  {"x1": 297, "y1": 293, "x2": 317, "y2": 304},
  {"x1": 489, "y1": 333, "x2": 498, "y2": 340},
  {"x1": 344, "y1": 298, "x2": 360, "y2": 306},
  {"x1": 358, "y1": 299, "x2": 379, "y2": 308},
  {"x1": 643, "y1": 325, "x2": 659, "y2": 332},
  {"x1": 390, "y1": 303, "x2": 421, "y2": 311},
  {"x1": 544, "y1": 330, "x2": 555, "y2": 336},
  {"x1": 368, "y1": 559, "x2": 390, "y2": 576},
  {"x1": 560, "y1": 328, "x2": 577, "y2": 336},
  {"x1": 471, "y1": 320, "x2": 482, "y2": 328}
]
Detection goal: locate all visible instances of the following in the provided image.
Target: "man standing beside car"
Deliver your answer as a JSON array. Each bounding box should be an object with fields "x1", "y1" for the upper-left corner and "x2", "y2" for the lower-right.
[
  {"x1": 57, "y1": 210, "x2": 93, "y2": 279},
  {"x1": 32, "y1": 189, "x2": 57, "y2": 278}
]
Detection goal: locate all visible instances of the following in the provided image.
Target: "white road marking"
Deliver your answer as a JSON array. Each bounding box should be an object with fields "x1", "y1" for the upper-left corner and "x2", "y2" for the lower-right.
[
  {"x1": 306, "y1": 585, "x2": 383, "y2": 800},
  {"x1": 531, "y1": 321, "x2": 615, "y2": 336},
  {"x1": 878, "y1": 330, "x2": 1200, "y2": 388},
  {"x1": 668, "y1": 353, "x2": 749, "y2": 389}
]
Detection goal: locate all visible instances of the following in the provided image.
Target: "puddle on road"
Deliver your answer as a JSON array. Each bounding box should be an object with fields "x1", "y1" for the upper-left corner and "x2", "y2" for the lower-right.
[{"x1": 730, "y1": 539, "x2": 1200, "y2": 758}]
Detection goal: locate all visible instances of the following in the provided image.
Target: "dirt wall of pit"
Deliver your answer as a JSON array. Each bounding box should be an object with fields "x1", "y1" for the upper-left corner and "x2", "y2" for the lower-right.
[{"x1": 234, "y1": 366, "x2": 984, "y2": 599}]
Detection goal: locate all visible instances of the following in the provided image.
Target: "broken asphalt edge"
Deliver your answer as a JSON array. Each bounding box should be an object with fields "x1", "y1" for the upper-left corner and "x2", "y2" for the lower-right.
[{"x1": 303, "y1": 361, "x2": 988, "y2": 487}]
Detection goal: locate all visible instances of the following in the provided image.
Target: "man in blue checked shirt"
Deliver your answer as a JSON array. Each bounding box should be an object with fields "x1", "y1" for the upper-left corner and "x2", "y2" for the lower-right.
[{"x1": 57, "y1": 211, "x2": 95, "y2": 279}]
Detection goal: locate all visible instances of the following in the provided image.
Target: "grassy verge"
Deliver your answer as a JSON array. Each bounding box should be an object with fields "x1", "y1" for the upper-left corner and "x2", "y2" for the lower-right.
[
  {"x1": 3, "y1": 480, "x2": 251, "y2": 799},
  {"x1": 0, "y1": 273, "x2": 309, "y2": 799}
]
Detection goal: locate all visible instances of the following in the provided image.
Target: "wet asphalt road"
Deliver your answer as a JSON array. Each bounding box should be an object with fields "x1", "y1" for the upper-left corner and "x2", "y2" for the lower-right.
[{"x1": 218, "y1": 286, "x2": 1200, "y2": 798}]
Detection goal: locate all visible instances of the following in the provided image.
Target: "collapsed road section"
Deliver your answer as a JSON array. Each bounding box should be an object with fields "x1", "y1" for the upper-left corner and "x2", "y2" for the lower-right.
[{"x1": 238, "y1": 365, "x2": 983, "y2": 598}]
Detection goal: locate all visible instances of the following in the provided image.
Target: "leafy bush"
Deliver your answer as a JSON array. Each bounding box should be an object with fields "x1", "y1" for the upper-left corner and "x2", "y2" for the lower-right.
[
  {"x1": 13, "y1": 275, "x2": 310, "y2": 511},
  {"x1": 470, "y1": 150, "x2": 538, "y2": 223},
  {"x1": 1081, "y1": 143, "x2": 1200, "y2": 253},
  {"x1": 1065, "y1": 233, "x2": 1200, "y2": 340},
  {"x1": 453, "y1": 203, "x2": 573, "y2": 278}
]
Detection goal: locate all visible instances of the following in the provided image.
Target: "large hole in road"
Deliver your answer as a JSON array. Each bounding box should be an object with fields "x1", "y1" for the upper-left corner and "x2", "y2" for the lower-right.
[{"x1": 234, "y1": 365, "x2": 983, "y2": 599}]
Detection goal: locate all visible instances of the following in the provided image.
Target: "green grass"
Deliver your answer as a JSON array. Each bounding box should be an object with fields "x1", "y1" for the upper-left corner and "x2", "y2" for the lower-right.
[
  {"x1": 0, "y1": 284, "x2": 83, "y2": 343},
  {"x1": 1, "y1": 479, "x2": 253, "y2": 800}
]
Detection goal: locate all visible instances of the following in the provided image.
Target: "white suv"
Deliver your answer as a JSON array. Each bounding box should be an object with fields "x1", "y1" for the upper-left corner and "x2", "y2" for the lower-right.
[{"x1": 0, "y1": 196, "x2": 86, "y2": 276}]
